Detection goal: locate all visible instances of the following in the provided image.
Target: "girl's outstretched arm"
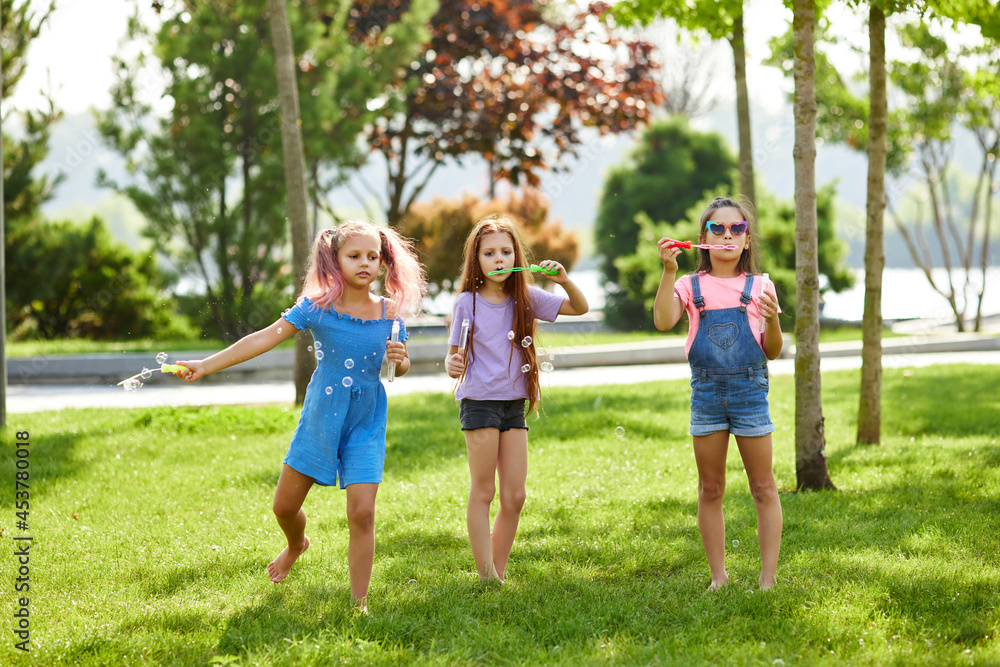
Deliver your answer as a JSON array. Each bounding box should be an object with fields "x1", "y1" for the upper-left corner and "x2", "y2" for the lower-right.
[
  {"x1": 536, "y1": 259, "x2": 589, "y2": 316},
  {"x1": 177, "y1": 317, "x2": 299, "y2": 382}
]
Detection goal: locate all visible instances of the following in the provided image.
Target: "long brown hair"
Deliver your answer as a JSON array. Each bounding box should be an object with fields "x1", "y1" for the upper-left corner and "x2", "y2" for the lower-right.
[
  {"x1": 696, "y1": 195, "x2": 760, "y2": 276},
  {"x1": 456, "y1": 214, "x2": 541, "y2": 416}
]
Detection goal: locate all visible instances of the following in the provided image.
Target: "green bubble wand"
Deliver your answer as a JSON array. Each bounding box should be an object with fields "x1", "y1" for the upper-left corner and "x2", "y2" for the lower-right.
[{"x1": 487, "y1": 264, "x2": 560, "y2": 276}]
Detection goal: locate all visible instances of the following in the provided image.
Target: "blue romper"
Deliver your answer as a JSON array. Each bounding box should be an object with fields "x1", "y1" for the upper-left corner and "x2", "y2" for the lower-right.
[
  {"x1": 688, "y1": 273, "x2": 774, "y2": 438},
  {"x1": 281, "y1": 297, "x2": 408, "y2": 488}
]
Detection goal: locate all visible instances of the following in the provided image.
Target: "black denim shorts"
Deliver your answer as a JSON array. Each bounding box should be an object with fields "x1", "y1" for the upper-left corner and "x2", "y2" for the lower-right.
[{"x1": 459, "y1": 399, "x2": 528, "y2": 432}]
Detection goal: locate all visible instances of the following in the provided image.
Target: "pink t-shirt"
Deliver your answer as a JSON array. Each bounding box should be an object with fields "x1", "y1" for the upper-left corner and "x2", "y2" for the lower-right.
[{"x1": 673, "y1": 272, "x2": 780, "y2": 357}]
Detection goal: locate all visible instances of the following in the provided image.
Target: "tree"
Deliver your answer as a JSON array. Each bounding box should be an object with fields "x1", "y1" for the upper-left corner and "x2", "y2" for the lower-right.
[
  {"x1": 269, "y1": 0, "x2": 316, "y2": 404},
  {"x1": 352, "y1": 0, "x2": 663, "y2": 225},
  {"x1": 768, "y1": 8, "x2": 997, "y2": 442},
  {"x1": 612, "y1": 0, "x2": 760, "y2": 206},
  {"x1": 889, "y1": 23, "x2": 998, "y2": 333},
  {"x1": 1, "y1": 0, "x2": 56, "y2": 426},
  {"x1": 98, "y1": 1, "x2": 431, "y2": 341},
  {"x1": 791, "y1": 0, "x2": 835, "y2": 490},
  {"x1": 857, "y1": 2, "x2": 889, "y2": 445},
  {"x1": 2, "y1": 0, "x2": 59, "y2": 231},
  {"x1": 5, "y1": 217, "x2": 192, "y2": 341},
  {"x1": 594, "y1": 115, "x2": 736, "y2": 329}
]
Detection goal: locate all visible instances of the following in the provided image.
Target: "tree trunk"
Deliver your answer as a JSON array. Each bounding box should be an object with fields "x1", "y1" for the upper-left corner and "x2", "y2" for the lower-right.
[
  {"x1": 269, "y1": 0, "x2": 315, "y2": 405},
  {"x1": 792, "y1": 0, "x2": 835, "y2": 491},
  {"x1": 732, "y1": 12, "x2": 756, "y2": 207},
  {"x1": 857, "y1": 5, "x2": 888, "y2": 445}
]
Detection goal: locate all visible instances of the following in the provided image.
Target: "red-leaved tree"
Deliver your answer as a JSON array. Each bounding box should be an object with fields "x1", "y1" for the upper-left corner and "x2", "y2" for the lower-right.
[{"x1": 346, "y1": 0, "x2": 664, "y2": 225}]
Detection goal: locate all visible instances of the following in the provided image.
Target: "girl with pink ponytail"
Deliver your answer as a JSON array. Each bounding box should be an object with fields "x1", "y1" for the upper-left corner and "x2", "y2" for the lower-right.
[{"x1": 177, "y1": 220, "x2": 427, "y2": 612}]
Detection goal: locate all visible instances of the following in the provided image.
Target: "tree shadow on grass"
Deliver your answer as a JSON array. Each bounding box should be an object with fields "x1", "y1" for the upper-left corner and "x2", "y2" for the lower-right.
[
  {"x1": 0, "y1": 431, "x2": 80, "y2": 508},
  {"x1": 383, "y1": 392, "x2": 462, "y2": 476}
]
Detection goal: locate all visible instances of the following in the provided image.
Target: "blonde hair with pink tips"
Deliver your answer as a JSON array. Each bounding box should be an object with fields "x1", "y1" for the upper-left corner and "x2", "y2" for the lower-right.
[{"x1": 299, "y1": 221, "x2": 427, "y2": 317}]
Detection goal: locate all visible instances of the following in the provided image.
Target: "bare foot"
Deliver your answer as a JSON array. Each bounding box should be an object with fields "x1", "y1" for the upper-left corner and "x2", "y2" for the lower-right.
[
  {"x1": 268, "y1": 536, "x2": 310, "y2": 583},
  {"x1": 759, "y1": 575, "x2": 777, "y2": 591},
  {"x1": 353, "y1": 596, "x2": 368, "y2": 614},
  {"x1": 708, "y1": 575, "x2": 729, "y2": 591}
]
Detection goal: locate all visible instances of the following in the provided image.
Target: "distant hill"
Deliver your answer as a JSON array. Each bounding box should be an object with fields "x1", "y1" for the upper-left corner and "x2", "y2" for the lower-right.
[{"x1": 37, "y1": 103, "x2": 995, "y2": 269}]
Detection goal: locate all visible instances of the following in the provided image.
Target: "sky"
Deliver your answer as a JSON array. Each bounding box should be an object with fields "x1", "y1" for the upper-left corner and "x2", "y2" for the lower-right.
[{"x1": 10, "y1": 0, "x2": 806, "y2": 116}]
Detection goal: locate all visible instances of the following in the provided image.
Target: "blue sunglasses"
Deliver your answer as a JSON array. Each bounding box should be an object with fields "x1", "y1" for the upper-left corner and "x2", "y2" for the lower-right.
[{"x1": 705, "y1": 220, "x2": 748, "y2": 237}]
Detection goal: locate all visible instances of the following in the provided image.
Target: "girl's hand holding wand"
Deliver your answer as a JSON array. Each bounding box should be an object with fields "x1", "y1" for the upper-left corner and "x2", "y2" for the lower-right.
[
  {"x1": 174, "y1": 361, "x2": 207, "y2": 383},
  {"x1": 657, "y1": 238, "x2": 683, "y2": 273},
  {"x1": 445, "y1": 351, "x2": 465, "y2": 378},
  {"x1": 385, "y1": 338, "x2": 410, "y2": 378},
  {"x1": 535, "y1": 259, "x2": 590, "y2": 316}
]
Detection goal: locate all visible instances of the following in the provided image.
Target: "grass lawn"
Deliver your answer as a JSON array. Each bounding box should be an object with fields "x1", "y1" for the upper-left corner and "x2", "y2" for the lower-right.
[{"x1": 2, "y1": 364, "x2": 998, "y2": 665}]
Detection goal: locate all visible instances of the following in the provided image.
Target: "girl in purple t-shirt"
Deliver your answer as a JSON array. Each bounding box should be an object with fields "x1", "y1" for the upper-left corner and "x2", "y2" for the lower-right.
[{"x1": 445, "y1": 214, "x2": 589, "y2": 583}]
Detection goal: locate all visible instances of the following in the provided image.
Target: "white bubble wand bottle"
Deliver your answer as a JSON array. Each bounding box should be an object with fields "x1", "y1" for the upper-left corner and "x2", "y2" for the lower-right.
[
  {"x1": 387, "y1": 319, "x2": 401, "y2": 382},
  {"x1": 759, "y1": 273, "x2": 770, "y2": 334}
]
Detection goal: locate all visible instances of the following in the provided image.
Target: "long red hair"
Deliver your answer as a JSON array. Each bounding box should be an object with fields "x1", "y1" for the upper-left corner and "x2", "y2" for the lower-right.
[
  {"x1": 300, "y1": 220, "x2": 427, "y2": 318},
  {"x1": 456, "y1": 214, "x2": 541, "y2": 416}
]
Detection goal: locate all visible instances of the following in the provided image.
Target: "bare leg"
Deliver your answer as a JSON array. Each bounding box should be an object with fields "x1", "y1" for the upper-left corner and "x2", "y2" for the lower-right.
[
  {"x1": 491, "y1": 428, "x2": 528, "y2": 582},
  {"x1": 693, "y1": 431, "x2": 731, "y2": 590},
  {"x1": 465, "y1": 428, "x2": 501, "y2": 581},
  {"x1": 735, "y1": 434, "x2": 783, "y2": 590},
  {"x1": 268, "y1": 464, "x2": 314, "y2": 583},
  {"x1": 345, "y1": 482, "x2": 379, "y2": 611}
]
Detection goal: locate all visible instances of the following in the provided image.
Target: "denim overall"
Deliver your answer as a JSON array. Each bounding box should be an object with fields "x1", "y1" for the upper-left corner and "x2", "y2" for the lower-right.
[{"x1": 688, "y1": 273, "x2": 774, "y2": 437}]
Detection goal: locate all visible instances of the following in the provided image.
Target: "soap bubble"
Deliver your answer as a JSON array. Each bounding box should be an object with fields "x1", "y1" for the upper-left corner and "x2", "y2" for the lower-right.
[
  {"x1": 307, "y1": 346, "x2": 313, "y2": 352},
  {"x1": 732, "y1": 540, "x2": 740, "y2": 549},
  {"x1": 314, "y1": 341, "x2": 321, "y2": 350},
  {"x1": 614, "y1": 426, "x2": 625, "y2": 438},
  {"x1": 325, "y1": 386, "x2": 333, "y2": 395},
  {"x1": 140, "y1": 368, "x2": 153, "y2": 379},
  {"x1": 315, "y1": 350, "x2": 324, "y2": 361},
  {"x1": 156, "y1": 352, "x2": 168, "y2": 364},
  {"x1": 540, "y1": 362, "x2": 554, "y2": 372},
  {"x1": 124, "y1": 379, "x2": 142, "y2": 392},
  {"x1": 521, "y1": 336, "x2": 532, "y2": 347},
  {"x1": 521, "y1": 364, "x2": 530, "y2": 373},
  {"x1": 342, "y1": 376, "x2": 354, "y2": 388},
  {"x1": 345, "y1": 359, "x2": 354, "y2": 369},
  {"x1": 507, "y1": 330, "x2": 515, "y2": 341}
]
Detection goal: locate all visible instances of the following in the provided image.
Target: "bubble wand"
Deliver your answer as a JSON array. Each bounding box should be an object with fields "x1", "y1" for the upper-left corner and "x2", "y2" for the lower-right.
[
  {"x1": 386, "y1": 320, "x2": 401, "y2": 382},
  {"x1": 759, "y1": 272, "x2": 770, "y2": 334},
  {"x1": 117, "y1": 363, "x2": 188, "y2": 386},
  {"x1": 659, "y1": 239, "x2": 739, "y2": 251},
  {"x1": 487, "y1": 264, "x2": 560, "y2": 276}
]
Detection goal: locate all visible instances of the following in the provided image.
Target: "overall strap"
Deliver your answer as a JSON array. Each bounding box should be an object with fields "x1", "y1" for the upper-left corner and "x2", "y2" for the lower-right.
[
  {"x1": 739, "y1": 274, "x2": 754, "y2": 312},
  {"x1": 381, "y1": 297, "x2": 386, "y2": 318},
  {"x1": 691, "y1": 273, "x2": 707, "y2": 318}
]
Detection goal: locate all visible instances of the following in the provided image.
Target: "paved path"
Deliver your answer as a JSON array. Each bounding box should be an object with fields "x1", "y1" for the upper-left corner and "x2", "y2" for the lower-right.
[{"x1": 8, "y1": 349, "x2": 1000, "y2": 413}]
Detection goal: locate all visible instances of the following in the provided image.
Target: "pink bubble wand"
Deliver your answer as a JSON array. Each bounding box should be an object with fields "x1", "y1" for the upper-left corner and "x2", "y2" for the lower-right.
[{"x1": 660, "y1": 239, "x2": 739, "y2": 251}]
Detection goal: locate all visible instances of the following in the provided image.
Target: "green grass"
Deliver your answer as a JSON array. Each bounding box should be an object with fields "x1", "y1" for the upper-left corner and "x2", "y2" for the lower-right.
[{"x1": 2, "y1": 365, "x2": 999, "y2": 665}]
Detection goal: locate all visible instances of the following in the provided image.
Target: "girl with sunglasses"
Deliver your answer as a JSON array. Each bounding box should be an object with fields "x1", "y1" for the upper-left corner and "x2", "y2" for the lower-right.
[{"x1": 652, "y1": 196, "x2": 784, "y2": 591}]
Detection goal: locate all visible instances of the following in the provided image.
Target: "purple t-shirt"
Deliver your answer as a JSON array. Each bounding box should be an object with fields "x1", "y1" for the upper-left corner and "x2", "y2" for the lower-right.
[{"x1": 448, "y1": 286, "x2": 564, "y2": 401}]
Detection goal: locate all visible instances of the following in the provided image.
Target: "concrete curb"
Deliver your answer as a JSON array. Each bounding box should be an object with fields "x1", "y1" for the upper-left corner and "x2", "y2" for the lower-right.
[{"x1": 8, "y1": 332, "x2": 999, "y2": 386}]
